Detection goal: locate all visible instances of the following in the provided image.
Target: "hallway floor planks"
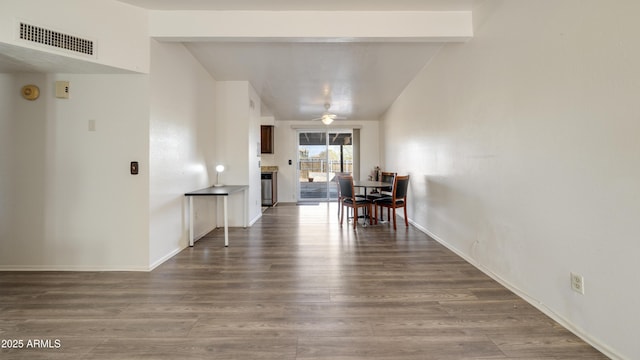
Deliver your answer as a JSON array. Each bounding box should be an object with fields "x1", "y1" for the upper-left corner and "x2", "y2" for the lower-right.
[{"x1": 0, "y1": 203, "x2": 607, "y2": 359}]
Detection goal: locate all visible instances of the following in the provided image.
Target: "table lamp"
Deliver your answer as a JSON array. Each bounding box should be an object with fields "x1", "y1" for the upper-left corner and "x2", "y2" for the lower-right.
[{"x1": 214, "y1": 165, "x2": 225, "y2": 187}]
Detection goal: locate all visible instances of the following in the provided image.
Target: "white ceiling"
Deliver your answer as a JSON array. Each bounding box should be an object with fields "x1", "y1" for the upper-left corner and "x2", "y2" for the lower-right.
[
  {"x1": 1, "y1": 0, "x2": 478, "y2": 120},
  {"x1": 118, "y1": 0, "x2": 476, "y2": 119},
  {"x1": 185, "y1": 41, "x2": 444, "y2": 120}
]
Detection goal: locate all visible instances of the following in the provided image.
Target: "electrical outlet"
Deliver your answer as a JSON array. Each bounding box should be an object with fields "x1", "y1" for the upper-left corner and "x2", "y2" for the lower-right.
[{"x1": 570, "y1": 272, "x2": 585, "y2": 294}]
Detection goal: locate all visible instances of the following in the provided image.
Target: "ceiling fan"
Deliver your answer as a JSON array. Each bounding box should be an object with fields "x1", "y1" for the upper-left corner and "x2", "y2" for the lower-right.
[{"x1": 311, "y1": 103, "x2": 346, "y2": 125}]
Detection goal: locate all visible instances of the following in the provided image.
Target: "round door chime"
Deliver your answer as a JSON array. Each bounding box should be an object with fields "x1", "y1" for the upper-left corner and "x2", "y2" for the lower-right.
[{"x1": 21, "y1": 84, "x2": 40, "y2": 101}]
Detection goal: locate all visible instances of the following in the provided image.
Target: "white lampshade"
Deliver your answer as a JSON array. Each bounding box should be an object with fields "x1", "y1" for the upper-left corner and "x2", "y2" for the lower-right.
[{"x1": 214, "y1": 165, "x2": 225, "y2": 187}]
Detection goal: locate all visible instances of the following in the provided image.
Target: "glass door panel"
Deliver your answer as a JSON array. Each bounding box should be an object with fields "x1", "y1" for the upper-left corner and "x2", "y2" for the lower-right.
[
  {"x1": 298, "y1": 130, "x2": 353, "y2": 202},
  {"x1": 298, "y1": 131, "x2": 327, "y2": 201},
  {"x1": 327, "y1": 132, "x2": 353, "y2": 200}
]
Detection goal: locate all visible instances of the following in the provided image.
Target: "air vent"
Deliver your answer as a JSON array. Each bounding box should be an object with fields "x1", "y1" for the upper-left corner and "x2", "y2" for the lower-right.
[{"x1": 19, "y1": 22, "x2": 94, "y2": 56}]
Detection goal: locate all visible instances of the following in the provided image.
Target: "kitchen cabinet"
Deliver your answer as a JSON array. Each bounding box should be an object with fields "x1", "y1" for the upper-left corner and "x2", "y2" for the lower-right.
[{"x1": 261, "y1": 125, "x2": 274, "y2": 154}]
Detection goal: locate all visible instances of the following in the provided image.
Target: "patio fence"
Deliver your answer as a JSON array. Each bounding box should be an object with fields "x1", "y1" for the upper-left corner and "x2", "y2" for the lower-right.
[{"x1": 299, "y1": 159, "x2": 353, "y2": 181}]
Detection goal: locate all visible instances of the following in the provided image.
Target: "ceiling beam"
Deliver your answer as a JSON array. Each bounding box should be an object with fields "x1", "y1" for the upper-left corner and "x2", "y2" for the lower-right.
[{"x1": 149, "y1": 11, "x2": 473, "y2": 42}]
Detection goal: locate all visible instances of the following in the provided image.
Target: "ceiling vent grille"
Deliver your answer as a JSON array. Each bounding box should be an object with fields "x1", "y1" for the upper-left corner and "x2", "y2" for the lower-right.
[{"x1": 19, "y1": 22, "x2": 94, "y2": 56}]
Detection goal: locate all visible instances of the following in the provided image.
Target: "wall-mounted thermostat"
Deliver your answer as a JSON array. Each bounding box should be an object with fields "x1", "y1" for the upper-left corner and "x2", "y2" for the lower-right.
[{"x1": 55, "y1": 81, "x2": 69, "y2": 99}]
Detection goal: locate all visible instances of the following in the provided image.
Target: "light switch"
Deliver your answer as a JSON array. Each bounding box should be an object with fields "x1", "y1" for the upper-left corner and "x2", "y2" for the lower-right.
[{"x1": 130, "y1": 161, "x2": 139, "y2": 175}]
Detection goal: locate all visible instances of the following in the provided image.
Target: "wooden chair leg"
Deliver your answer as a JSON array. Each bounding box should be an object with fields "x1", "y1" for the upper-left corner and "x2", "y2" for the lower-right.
[
  {"x1": 373, "y1": 204, "x2": 377, "y2": 225},
  {"x1": 340, "y1": 203, "x2": 344, "y2": 225},
  {"x1": 374, "y1": 204, "x2": 378, "y2": 224},
  {"x1": 403, "y1": 206, "x2": 408, "y2": 227},
  {"x1": 353, "y1": 207, "x2": 358, "y2": 229},
  {"x1": 392, "y1": 207, "x2": 397, "y2": 230}
]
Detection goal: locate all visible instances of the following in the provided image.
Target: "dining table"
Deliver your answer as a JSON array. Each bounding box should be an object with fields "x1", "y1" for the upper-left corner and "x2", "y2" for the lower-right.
[
  {"x1": 353, "y1": 180, "x2": 393, "y2": 197},
  {"x1": 352, "y1": 180, "x2": 393, "y2": 225}
]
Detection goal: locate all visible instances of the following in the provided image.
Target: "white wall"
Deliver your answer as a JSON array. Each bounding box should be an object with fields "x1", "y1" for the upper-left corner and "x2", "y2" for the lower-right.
[
  {"x1": 0, "y1": 75, "x2": 12, "y2": 244},
  {"x1": 0, "y1": 0, "x2": 153, "y2": 269},
  {"x1": 271, "y1": 121, "x2": 380, "y2": 203},
  {"x1": 1, "y1": 40, "x2": 224, "y2": 271},
  {"x1": 0, "y1": 73, "x2": 47, "y2": 266},
  {"x1": 381, "y1": 1, "x2": 640, "y2": 358},
  {"x1": 247, "y1": 85, "x2": 263, "y2": 222},
  {"x1": 0, "y1": 3, "x2": 261, "y2": 271},
  {"x1": 0, "y1": 73, "x2": 150, "y2": 270},
  {"x1": 215, "y1": 81, "x2": 262, "y2": 226},
  {"x1": 1, "y1": 0, "x2": 149, "y2": 73},
  {"x1": 148, "y1": 40, "x2": 217, "y2": 266}
]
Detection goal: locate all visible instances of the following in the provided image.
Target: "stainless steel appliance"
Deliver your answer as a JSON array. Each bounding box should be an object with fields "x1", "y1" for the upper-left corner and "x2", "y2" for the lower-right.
[{"x1": 261, "y1": 173, "x2": 273, "y2": 206}]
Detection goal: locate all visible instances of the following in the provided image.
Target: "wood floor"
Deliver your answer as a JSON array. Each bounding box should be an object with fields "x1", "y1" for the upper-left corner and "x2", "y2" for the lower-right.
[{"x1": 1, "y1": 203, "x2": 607, "y2": 359}]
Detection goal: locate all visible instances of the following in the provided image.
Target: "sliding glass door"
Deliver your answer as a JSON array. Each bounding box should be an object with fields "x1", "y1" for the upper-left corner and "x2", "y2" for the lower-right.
[{"x1": 298, "y1": 130, "x2": 353, "y2": 202}]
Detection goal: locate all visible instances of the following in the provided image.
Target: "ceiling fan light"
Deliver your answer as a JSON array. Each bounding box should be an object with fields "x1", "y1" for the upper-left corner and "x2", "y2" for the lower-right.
[{"x1": 321, "y1": 116, "x2": 333, "y2": 125}]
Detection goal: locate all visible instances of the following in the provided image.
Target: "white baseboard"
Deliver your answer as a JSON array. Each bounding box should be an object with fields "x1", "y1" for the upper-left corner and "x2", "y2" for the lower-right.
[
  {"x1": 190, "y1": 225, "x2": 217, "y2": 246},
  {"x1": 408, "y1": 218, "x2": 622, "y2": 360},
  {"x1": 0, "y1": 265, "x2": 150, "y2": 272},
  {"x1": 249, "y1": 212, "x2": 262, "y2": 226},
  {"x1": 149, "y1": 246, "x2": 184, "y2": 271}
]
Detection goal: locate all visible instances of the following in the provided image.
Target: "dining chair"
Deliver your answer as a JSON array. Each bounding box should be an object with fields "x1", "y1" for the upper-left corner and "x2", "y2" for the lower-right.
[
  {"x1": 373, "y1": 175, "x2": 410, "y2": 230},
  {"x1": 366, "y1": 171, "x2": 396, "y2": 221},
  {"x1": 333, "y1": 172, "x2": 354, "y2": 219},
  {"x1": 338, "y1": 175, "x2": 372, "y2": 229}
]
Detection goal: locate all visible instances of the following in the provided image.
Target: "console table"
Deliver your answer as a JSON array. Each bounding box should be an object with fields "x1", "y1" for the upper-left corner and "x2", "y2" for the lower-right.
[{"x1": 184, "y1": 185, "x2": 248, "y2": 247}]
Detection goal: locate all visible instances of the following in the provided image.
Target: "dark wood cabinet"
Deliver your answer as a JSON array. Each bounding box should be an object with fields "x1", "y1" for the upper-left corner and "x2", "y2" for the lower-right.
[{"x1": 261, "y1": 125, "x2": 274, "y2": 154}]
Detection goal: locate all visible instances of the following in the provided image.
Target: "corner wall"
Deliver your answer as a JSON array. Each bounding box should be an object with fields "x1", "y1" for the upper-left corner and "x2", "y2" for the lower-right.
[
  {"x1": 148, "y1": 40, "x2": 218, "y2": 266},
  {"x1": 381, "y1": 1, "x2": 640, "y2": 358}
]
